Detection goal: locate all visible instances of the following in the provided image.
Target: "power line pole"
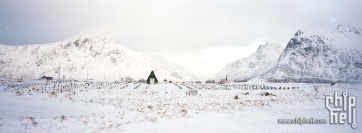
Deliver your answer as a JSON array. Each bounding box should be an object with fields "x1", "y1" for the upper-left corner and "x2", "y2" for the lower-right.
[{"x1": 59, "y1": 67, "x2": 60, "y2": 84}]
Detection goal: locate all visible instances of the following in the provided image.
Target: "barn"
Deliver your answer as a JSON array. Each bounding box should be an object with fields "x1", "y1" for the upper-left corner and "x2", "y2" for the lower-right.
[
  {"x1": 38, "y1": 76, "x2": 53, "y2": 80},
  {"x1": 146, "y1": 70, "x2": 158, "y2": 84}
]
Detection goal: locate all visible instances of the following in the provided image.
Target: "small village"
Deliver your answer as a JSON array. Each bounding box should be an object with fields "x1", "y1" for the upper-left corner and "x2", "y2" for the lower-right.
[
  {"x1": 0, "y1": 1, "x2": 361, "y2": 132},
  {"x1": 5, "y1": 70, "x2": 301, "y2": 97},
  {"x1": 1, "y1": 69, "x2": 360, "y2": 132}
]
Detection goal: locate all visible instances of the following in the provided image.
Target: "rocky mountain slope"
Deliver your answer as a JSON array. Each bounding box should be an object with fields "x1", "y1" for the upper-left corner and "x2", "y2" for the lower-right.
[
  {"x1": 0, "y1": 36, "x2": 184, "y2": 81},
  {"x1": 258, "y1": 24, "x2": 362, "y2": 83},
  {"x1": 211, "y1": 42, "x2": 284, "y2": 81}
]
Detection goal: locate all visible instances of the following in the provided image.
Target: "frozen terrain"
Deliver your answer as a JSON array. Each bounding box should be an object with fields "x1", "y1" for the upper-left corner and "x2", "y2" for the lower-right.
[
  {"x1": 258, "y1": 24, "x2": 362, "y2": 83},
  {"x1": 0, "y1": 79, "x2": 360, "y2": 132},
  {"x1": 0, "y1": 36, "x2": 198, "y2": 81},
  {"x1": 211, "y1": 42, "x2": 284, "y2": 81}
]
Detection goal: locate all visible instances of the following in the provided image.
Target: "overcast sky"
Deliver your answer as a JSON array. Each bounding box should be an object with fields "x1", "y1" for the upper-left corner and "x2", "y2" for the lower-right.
[{"x1": 1, "y1": 0, "x2": 362, "y2": 79}]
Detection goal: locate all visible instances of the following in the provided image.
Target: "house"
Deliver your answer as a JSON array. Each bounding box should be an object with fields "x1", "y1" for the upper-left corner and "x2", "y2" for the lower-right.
[
  {"x1": 219, "y1": 76, "x2": 229, "y2": 84},
  {"x1": 146, "y1": 70, "x2": 158, "y2": 84},
  {"x1": 162, "y1": 79, "x2": 173, "y2": 83},
  {"x1": 37, "y1": 78, "x2": 46, "y2": 81},
  {"x1": 219, "y1": 79, "x2": 226, "y2": 84},
  {"x1": 38, "y1": 76, "x2": 52, "y2": 81},
  {"x1": 126, "y1": 76, "x2": 133, "y2": 83},
  {"x1": 206, "y1": 80, "x2": 215, "y2": 84},
  {"x1": 138, "y1": 78, "x2": 146, "y2": 83}
]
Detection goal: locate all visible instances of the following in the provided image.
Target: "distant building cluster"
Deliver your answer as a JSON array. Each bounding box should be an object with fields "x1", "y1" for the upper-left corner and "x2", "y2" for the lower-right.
[
  {"x1": 207, "y1": 76, "x2": 248, "y2": 84},
  {"x1": 205, "y1": 80, "x2": 216, "y2": 84},
  {"x1": 35, "y1": 73, "x2": 248, "y2": 85}
]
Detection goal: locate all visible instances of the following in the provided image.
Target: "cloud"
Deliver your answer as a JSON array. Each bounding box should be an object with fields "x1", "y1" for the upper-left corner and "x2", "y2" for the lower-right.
[
  {"x1": 158, "y1": 42, "x2": 263, "y2": 80},
  {"x1": 0, "y1": 0, "x2": 361, "y2": 78},
  {"x1": 2, "y1": 0, "x2": 361, "y2": 50},
  {"x1": 47, "y1": 15, "x2": 53, "y2": 21}
]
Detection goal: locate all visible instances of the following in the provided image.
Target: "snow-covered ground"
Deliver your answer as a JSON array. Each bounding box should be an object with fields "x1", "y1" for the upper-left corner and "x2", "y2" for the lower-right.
[{"x1": 0, "y1": 80, "x2": 361, "y2": 132}]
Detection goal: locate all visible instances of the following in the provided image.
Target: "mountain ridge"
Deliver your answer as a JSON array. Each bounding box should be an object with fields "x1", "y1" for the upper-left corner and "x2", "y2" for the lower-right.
[
  {"x1": 150, "y1": 54, "x2": 200, "y2": 81},
  {"x1": 210, "y1": 42, "x2": 284, "y2": 81},
  {"x1": 0, "y1": 36, "x2": 186, "y2": 81},
  {"x1": 257, "y1": 24, "x2": 362, "y2": 83}
]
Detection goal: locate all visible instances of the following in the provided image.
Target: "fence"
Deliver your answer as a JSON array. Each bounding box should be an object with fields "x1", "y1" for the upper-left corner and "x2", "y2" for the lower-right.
[{"x1": 8, "y1": 80, "x2": 72, "y2": 87}]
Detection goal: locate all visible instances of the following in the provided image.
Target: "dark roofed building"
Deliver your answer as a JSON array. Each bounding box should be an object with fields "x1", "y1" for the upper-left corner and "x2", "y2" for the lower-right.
[
  {"x1": 146, "y1": 70, "x2": 158, "y2": 84},
  {"x1": 39, "y1": 76, "x2": 53, "y2": 80}
]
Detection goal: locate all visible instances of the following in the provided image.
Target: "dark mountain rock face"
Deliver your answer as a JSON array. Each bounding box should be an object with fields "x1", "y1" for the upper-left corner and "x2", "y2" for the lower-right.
[{"x1": 259, "y1": 24, "x2": 362, "y2": 83}]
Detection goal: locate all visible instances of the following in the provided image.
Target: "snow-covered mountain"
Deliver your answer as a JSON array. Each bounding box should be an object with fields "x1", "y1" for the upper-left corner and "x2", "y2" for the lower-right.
[
  {"x1": 211, "y1": 42, "x2": 284, "y2": 81},
  {"x1": 150, "y1": 54, "x2": 200, "y2": 81},
  {"x1": 0, "y1": 35, "x2": 184, "y2": 81},
  {"x1": 258, "y1": 24, "x2": 362, "y2": 83}
]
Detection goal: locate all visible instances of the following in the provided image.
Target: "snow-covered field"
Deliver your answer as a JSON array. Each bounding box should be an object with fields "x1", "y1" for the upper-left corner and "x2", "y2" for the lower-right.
[{"x1": 0, "y1": 80, "x2": 361, "y2": 132}]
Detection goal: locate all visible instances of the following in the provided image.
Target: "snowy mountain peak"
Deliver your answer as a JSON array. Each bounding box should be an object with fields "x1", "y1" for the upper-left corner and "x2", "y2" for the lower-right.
[
  {"x1": 257, "y1": 42, "x2": 283, "y2": 52},
  {"x1": 150, "y1": 54, "x2": 200, "y2": 81},
  {"x1": 258, "y1": 24, "x2": 362, "y2": 83},
  {"x1": 68, "y1": 35, "x2": 117, "y2": 47},
  {"x1": 76, "y1": 33, "x2": 113, "y2": 40},
  {"x1": 0, "y1": 36, "x2": 187, "y2": 81},
  {"x1": 334, "y1": 24, "x2": 361, "y2": 35},
  {"x1": 294, "y1": 30, "x2": 305, "y2": 37},
  {"x1": 265, "y1": 41, "x2": 278, "y2": 45},
  {"x1": 211, "y1": 42, "x2": 284, "y2": 81}
]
